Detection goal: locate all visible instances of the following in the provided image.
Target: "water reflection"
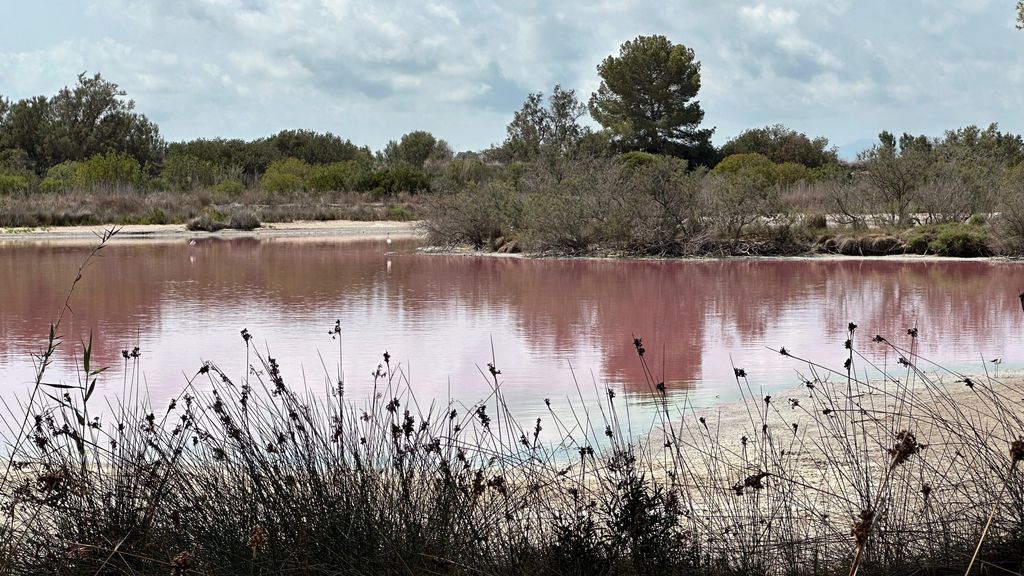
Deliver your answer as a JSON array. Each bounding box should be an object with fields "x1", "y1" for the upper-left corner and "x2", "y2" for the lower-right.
[{"x1": 1, "y1": 237, "x2": 1022, "y2": 420}]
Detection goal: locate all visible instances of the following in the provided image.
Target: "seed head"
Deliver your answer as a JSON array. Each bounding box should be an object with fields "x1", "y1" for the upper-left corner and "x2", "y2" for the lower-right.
[
  {"x1": 248, "y1": 525, "x2": 268, "y2": 553},
  {"x1": 888, "y1": 430, "x2": 923, "y2": 468},
  {"x1": 1010, "y1": 439, "x2": 1024, "y2": 464}
]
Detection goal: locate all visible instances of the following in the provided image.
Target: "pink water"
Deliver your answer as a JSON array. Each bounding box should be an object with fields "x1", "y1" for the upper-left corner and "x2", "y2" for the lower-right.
[{"x1": 2, "y1": 236, "x2": 1023, "y2": 422}]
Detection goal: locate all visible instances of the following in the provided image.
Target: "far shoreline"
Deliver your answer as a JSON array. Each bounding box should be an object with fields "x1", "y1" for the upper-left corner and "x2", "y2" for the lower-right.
[
  {"x1": 418, "y1": 244, "x2": 1023, "y2": 264},
  {"x1": 0, "y1": 220, "x2": 426, "y2": 244},
  {"x1": 2, "y1": 221, "x2": 1021, "y2": 264}
]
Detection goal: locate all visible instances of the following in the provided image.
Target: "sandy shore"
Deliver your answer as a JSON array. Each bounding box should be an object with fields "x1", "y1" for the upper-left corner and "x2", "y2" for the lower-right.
[{"x1": 0, "y1": 220, "x2": 426, "y2": 244}]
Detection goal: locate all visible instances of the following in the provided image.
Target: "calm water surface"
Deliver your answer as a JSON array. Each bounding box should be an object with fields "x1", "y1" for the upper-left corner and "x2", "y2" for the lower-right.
[{"x1": 2, "y1": 236, "x2": 1023, "y2": 423}]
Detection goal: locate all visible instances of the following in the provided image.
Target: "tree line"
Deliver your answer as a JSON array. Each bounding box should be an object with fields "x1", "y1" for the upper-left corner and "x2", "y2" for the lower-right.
[{"x1": 2, "y1": 34, "x2": 1023, "y2": 255}]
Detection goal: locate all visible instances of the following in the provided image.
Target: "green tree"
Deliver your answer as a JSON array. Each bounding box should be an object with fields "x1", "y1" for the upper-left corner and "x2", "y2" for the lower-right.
[
  {"x1": 858, "y1": 131, "x2": 932, "y2": 226},
  {"x1": 267, "y1": 129, "x2": 370, "y2": 165},
  {"x1": 0, "y1": 96, "x2": 50, "y2": 171},
  {"x1": 1018, "y1": 0, "x2": 1023, "y2": 29},
  {"x1": 45, "y1": 73, "x2": 164, "y2": 168},
  {"x1": 589, "y1": 35, "x2": 713, "y2": 164},
  {"x1": 721, "y1": 124, "x2": 838, "y2": 168},
  {"x1": 261, "y1": 158, "x2": 311, "y2": 193},
  {"x1": 161, "y1": 151, "x2": 221, "y2": 191},
  {"x1": 168, "y1": 138, "x2": 277, "y2": 180},
  {"x1": 382, "y1": 130, "x2": 452, "y2": 169},
  {"x1": 501, "y1": 85, "x2": 591, "y2": 163}
]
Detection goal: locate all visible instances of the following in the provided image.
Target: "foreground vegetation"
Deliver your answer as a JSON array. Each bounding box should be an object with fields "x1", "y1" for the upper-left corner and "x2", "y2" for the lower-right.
[{"x1": 2, "y1": 230, "x2": 1024, "y2": 575}]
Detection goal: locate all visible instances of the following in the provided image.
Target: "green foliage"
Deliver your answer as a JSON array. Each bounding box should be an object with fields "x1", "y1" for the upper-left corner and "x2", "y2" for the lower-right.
[
  {"x1": 358, "y1": 164, "x2": 430, "y2": 196},
  {"x1": 40, "y1": 161, "x2": 82, "y2": 193},
  {"x1": 386, "y1": 205, "x2": 416, "y2": 221},
  {"x1": 500, "y1": 86, "x2": 591, "y2": 163},
  {"x1": 707, "y1": 155, "x2": 784, "y2": 238},
  {"x1": 261, "y1": 158, "x2": 311, "y2": 193},
  {"x1": 903, "y1": 223, "x2": 991, "y2": 257},
  {"x1": 434, "y1": 157, "x2": 496, "y2": 192},
  {"x1": 137, "y1": 207, "x2": 169, "y2": 225},
  {"x1": 0, "y1": 73, "x2": 164, "y2": 172},
  {"x1": 0, "y1": 172, "x2": 29, "y2": 195},
  {"x1": 721, "y1": 124, "x2": 838, "y2": 168},
  {"x1": 77, "y1": 152, "x2": 145, "y2": 190},
  {"x1": 211, "y1": 179, "x2": 245, "y2": 196},
  {"x1": 589, "y1": 35, "x2": 713, "y2": 164},
  {"x1": 618, "y1": 151, "x2": 666, "y2": 171},
  {"x1": 382, "y1": 130, "x2": 452, "y2": 169},
  {"x1": 0, "y1": 96, "x2": 50, "y2": 171},
  {"x1": 168, "y1": 138, "x2": 275, "y2": 178},
  {"x1": 712, "y1": 153, "x2": 778, "y2": 188},
  {"x1": 0, "y1": 147, "x2": 31, "y2": 171},
  {"x1": 858, "y1": 132, "x2": 932, "y2": 226},
  {"x1": 267, "y1": 129, "x2": 371, "y2": 165},
  {"x1": 774, "y1": 162, "x2": 811, "y2": 185},
  {"x1": 306, "y1": 160, "x2": 368, "y2": 192},
  {"x1": 161, "y1": 151, "x2": 220, "y2": 190}
]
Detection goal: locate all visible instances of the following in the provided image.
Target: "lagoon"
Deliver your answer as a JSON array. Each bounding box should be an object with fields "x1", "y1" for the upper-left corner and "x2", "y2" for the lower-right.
[{"x1": 2, "y1": 235, "x2": 1022, "y2": 422}]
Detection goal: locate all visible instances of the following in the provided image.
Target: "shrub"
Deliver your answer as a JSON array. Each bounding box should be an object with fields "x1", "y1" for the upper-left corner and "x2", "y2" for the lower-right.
[
  {"x1": 227, "y1": 210, "x2": 261, "y2": 230},
  {"x1": 386, "y1": 205, "x2": 416, "y2": 221},
  {"x1": 261, "y1": 158, "x2": 311, "y2": 193},
  {"x1": 139, "y1": 207, "x2": 169, "y2": 225},
  {"x1": 40, "y1": 161, "x2": 83, "y2": 193},
  {"x1": 161, "y1": 151, "x2": 221, "y2": 190},
  {"x1": 211, "y1": 179, "x2": 246, "y2": 196},
  {"x1": 434, "y1": 157, "x2": 495, "y2": 192},
  {"x1": 185, "y1": 214, "x2": 226, "y2": 232},
  {"x1": 903, "y1": 223, "x2": 991, "y2": 257},
  {"x1": 261, "y1": 172, "x2": 304, "y2": 194},
  {"x1": 306, "y1": 161, "x2": 366, "y2": 192},
  {"x1": 0, "y1": 172, "x2": 29, "y2": 195},
  {"x1": 77, "y1": 152, "x2": 145, "y2": 190},
  {"x1": 424, "y1": 181, "x2": 522, "y2": 248},
  {"x1": 358, "y1": 163, "x2": 431, "y2": 197}
]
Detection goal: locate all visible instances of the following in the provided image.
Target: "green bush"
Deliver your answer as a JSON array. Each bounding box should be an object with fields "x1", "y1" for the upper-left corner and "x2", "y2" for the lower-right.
[
  {"x1": 357, "y1": 163, "x2": 430, "y2": 197},
  {"x1": 77, "y1": 152, "x2": 144, "y2": 190},
  {"x1": 903, "y1": 223, "x2": 991, "y2": 257},
  {"x1": 41, "y1": 162, "x2": 83, "y2": 193},
  {"x1": 140, "y1": 207, "x2": 169, "y2": 225},
  {"x1": 386, "y1": 205, "x2": 416, "y2": 221},
  {"x1": 0, "y1": 173, "x2": 29, "y2": 195},
  {"x1": 261, "y1": 172, "x2": 304, "y2": 194},
  {"x1": 211, "y1": 179, "x2": 246, "y2": 196},
  {"x1": 261, "y1": 158, "x2": 310, "y2": 193},
  {"x1": 161, "y1": 152, "x2": 220, "y2": 190},
  {"x1": 306, "y1": 161, "x2": 366, "y2": 192}
]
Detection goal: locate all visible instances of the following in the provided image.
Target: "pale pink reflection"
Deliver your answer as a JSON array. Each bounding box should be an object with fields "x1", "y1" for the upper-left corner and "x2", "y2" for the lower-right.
[{"x1": 1, "y1": 238, "x2": 1023, "y2": 421}]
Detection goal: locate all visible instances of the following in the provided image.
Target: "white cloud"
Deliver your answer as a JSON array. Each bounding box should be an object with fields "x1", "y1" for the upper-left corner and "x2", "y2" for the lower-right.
[{"x1": 0, "y1": 0, "x2": 1019, "y2": 152}]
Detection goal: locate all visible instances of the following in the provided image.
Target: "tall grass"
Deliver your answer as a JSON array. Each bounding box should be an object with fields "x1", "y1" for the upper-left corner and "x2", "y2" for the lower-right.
[{"x1": 2, "y1": 235, "x2": 1024, "y2": 575}]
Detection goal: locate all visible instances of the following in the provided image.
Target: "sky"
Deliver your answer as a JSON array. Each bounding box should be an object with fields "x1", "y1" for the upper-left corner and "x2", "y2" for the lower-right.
[{"x1": 0, "y1": 0, "x2": 1021, "y2": 156}]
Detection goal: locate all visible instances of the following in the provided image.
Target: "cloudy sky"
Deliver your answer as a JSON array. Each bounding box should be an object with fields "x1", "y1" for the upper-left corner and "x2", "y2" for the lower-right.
[{"x1": 1, "y1": 0, "x2": 1021, "y2": 155}]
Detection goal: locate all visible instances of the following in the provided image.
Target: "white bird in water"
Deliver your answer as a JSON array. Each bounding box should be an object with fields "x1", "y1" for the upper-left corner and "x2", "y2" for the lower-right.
[
  {"x1": 386, "y1": 233, "x2": 392, "y2": 246},
  {"x1": 188, "y1": 239, "x2": 197, "y2": 247}
]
